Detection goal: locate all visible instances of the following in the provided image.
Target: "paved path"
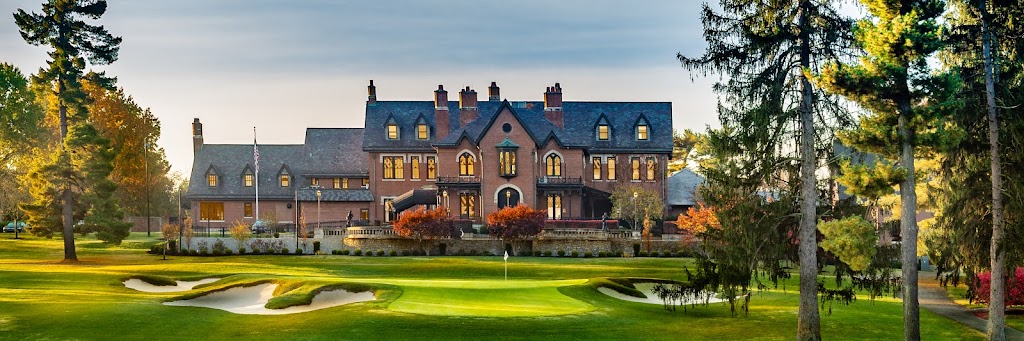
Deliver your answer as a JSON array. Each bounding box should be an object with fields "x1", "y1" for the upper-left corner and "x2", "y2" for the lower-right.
[{"x1": 918, "y1": 271, "x2": 1024, "y2": 340}]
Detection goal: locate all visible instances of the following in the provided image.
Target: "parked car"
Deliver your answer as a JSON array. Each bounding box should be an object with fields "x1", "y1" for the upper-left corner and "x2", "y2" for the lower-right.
[
  {"x1": 251, "y1": 220, "x2": 269, "y2": 234},
  {"x1": 3, "y1": 222, "x2": 27, "y2": 233}
]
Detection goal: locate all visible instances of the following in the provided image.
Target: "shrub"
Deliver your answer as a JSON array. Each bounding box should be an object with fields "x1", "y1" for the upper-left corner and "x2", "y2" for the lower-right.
[
  {"x1": 571, "y1": 250, "x2": 579, "y2": 258},
  {"x1": 543, "y1": 250, "x2": 552, "y2": 257},
  {"x1": 597, "y1": 251, "x2": 607, "y2": 257},
  {"x1": 223, "y1": 249, "x2": 233, "y2": 256},
  {"x1": 212, "y1": 239, "x2": 227, "y2": 254},
  {"x1": 273, "y1": 232, "x2": 280, "y2": 238},
  {"x1": 281, "y1": 248, "x2": 290, "y2": 254},
  {"x1": 389, "y1": 250, "x2": 398, "y2": 256},
  {"x1": 238, "y1": 247, "x2": 247, "y2": 255},
  {"x1": 557, "y1": 250, "x2": 566, "y2": 257},
  {"x1": 354, "y1": 249, "x2": 362, "y2": 256},
  {"x1": 341, "y1": 249, "x2": 351, "y2": 255},
  {"x1": 469, "y1": 249, "x2": 479, "y2": 256},
  {"x1": 974, "y1": 267, "x2": 1024, "y2": 306},
  {"x1": 376, "y1": 250, "x2": 385, "y2": 256},
  {"x1": 638, "y1": 251, "x2": 649, "y2": 257},
  {"x1": 533, "y1": 250, "x2": 542, "y2": 257},
  {"x1": 584, "y1": 251, "x2": 593, "y2": 258},
  {"x1": 189, "y1": 249, "x2": 198, "y2": 256},
  {"x1": 199, "y1": 249, "x2": 208, "y2": 256},
  {"x1": 331, "y1": 250, "x2": 339, "y2": 255},
  {"x1": 295, "y1": 248, "x2": 303, "y2": 255},
  {"x1": 662, "y1": 250, "x2": 672, "y2": 257},
  {"x1": 401, "y1": 250, "x2": 410, "y2": 256}
]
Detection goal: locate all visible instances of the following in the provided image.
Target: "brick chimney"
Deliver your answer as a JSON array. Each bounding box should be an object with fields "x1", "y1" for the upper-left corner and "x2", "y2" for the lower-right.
[
  {"x1": 459, "y1": 86, "x2": 478, "y2": 127},
  {"x1": 434, "y1": 85, "x2": 450, "y2": 140},
  {"x1": 544, "y1": 83, "x2": 563, "y2": 129},
  {"x1": 488, "y1": 81, "x2": 500, "y2": 101},
  {"x1": 192, "y1": 118, "x2": 204, "y2": 155},
  {"x1": 367, "y1": 80, "x2": 377, "y2": 105}
]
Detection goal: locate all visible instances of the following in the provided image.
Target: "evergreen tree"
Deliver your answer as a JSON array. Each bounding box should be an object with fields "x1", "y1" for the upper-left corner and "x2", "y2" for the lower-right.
[
  {"x1": 813, "y1": 1, "x2": 953, "y2": 339},
  {"x1": 679, "y1": 2, "x2": 852, "y2": 339},
  {"x1": 14, "y1": 0, "x2": 122, "y2": 260}
]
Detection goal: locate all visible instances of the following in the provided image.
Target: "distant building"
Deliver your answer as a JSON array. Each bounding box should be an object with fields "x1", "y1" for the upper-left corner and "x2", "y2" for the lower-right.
[
  {"x1": 666, "y1": 169, "x2": 704, "y2": 217},
  {"x1": 187, "y1": 81, "x2": 673, "y2": 228}
]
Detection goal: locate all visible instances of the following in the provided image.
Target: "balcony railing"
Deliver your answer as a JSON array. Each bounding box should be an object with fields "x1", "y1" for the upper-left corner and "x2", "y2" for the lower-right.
[{"x1": 437, "y1": 176, "x2": 481, "y2": 185}]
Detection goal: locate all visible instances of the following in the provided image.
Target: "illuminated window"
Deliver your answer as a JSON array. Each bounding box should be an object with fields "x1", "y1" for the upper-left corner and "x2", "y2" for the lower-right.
[
  {"x1": 598, "y1": 125, "x2": 609, "y2": 140},
  {"x1": 499, "y1": 150, "x2": 517, "y2": 177},
  {"x1": 631, "y1": 158, "x2": 641, "y2": 180},
  {"x1": 387, "y1": 124, "x2": 399, "y2": 139},
  {"x1": 417, "y1": 124, "x2": 429, "y2": 140},
  {"x1": 547, "y1": 194, "x2": 562, "y2": 219},
  {"x1": 607, "y1": 157, "x2": 617, "y2": 180},
  {"x1": 362, "y1": 178, "x2": 369, "y2": 187},
  {"x1": 545, "y1": 154, "x2": 561, "y2": 177},
  {"x1": 244, "y1": 202, "x2": 253, "y2": 218},
  {"x1": 207, "y1": 174, "x2": 217, "y2": 187},
  {"x1": 646, "y1": 157, "x2": 656, "y2": 180},
  {"x1": 360, "y1": 209, "x2": 368, "y2": 220},
  {"x1": 637, "y1": 124, "x2": 648, "y2": 140},
  {"x1": 593, "y1": 157, "x2": 602, "y2": 180},
  {"x1": 244, "y1": 174, "x2": 253, "y2": 187},
  {"x1": 427, "y1": 156, "x2": 436, "y2": 179},
  {"x1": 334, "y1": 178, "x2": 341, "y2": 189},
  {"x1": 341, "y1": 178, "x2": 348, "y2": 189},
  {"x1": 411, "y1": 156, "x2": 421, "y2": 179},
  {"x1": 199, "y1": 202, "x2": 224, "y2": 221},
  {"x1": 280, "y1": 169, "x2": 290, "y2": 187},
  {"x1": 383, "y1": 156, "x2": 404, "y2": 179},
  {"x1": 311, "y1": 178, "x2": 319, "y2": 186},
  {"x1": 460, "y1": 193, "x2": 476, "y2": 217},
  {"x1": 459, "y1": 153, "x2": 475, "y2": 176}
]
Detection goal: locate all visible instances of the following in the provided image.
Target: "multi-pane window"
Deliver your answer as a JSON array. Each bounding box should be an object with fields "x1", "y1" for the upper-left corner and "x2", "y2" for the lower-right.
[
  {"x1": 460, "y1": 193, "x2": 476, "y2": 217},
  {"x1": 387, "y1": 124, "x2": 399, "y2": 139},
  {"x1": 598, "y1": 124, "x2": 609, "y2": 140},
  {"x1": 417, "y1": 124, "x2": 429, "y2": 140},
  {"x1": 547, "y1": 194, "x2": 562, "y2": 219},
  {"x1": 383, "y1": 156, "x2": 404, "y2": 179},
  {"x1": 342, "y1": 178, "x2": 349, "y2": 189},
  {"x1": 631, "y1": 158, "x2": 641, "y2": 180},
  {"x1": 244, "y1": 202, "x2": 253, "y2": 218},
  {"x1": 647, "y1": 157, "x2": 656, "y2": 180},
  {"x1": 593, "y1": 157, "x2": 602, "y2": 180},
  {"x1": 244, "y1": 174, "x2": 253, "y2": 187},
  {"x1": 607, "y1": 157, "x2": 617, "y2": 180},
  {"x1": 311, "y1": 178, "x2": 319, "y2": 187},
  {"x1": 280, "y1": 172, "x2": 290, "y2": 187},
  {"x1": 334, "y1": 178, "x2": 341, "y2": 189},
  {"x1": 427, "y1": 156, "x2": 437, "y2": 179},
  {"x1": 199, "y1": 202, "x2": 224, "y2": 221},
  {"x1": 410, "y1": 156, "x2": 421, "y2": 179},
  {"x1": 545, "y1": 154, "x2": 562, "y2": 177},
  {"x1": 208, "y1": 174, "x2": 217, "y2": 187},
  {"x1": 499, "y1": 150, "x2": 517, "y2": 177},
  {"x1": 459, "y1": 153, "x2": 475, "y2": 176},
  {"x1": 637, "y1": 124, "x2": 648, "y2": 140}
]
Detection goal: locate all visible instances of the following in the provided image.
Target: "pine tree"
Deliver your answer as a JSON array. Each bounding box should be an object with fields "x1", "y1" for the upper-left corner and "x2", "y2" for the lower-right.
[
  {"x1": 14, "y1": 0, "x2": 122, "y2": 260},
  {"x1": 679, "y1": 2, "x2": 853, "y2": 339},
  {"x1": 813, "y1": 1, "x2": 951, "y2": 339}
]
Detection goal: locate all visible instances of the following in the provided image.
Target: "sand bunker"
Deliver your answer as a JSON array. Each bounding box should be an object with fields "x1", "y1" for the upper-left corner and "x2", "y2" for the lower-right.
[
  {"x1": 599, "y1": 282, "x2": 726, "y2": 305},
  {"x1": 163, "y1": 284, "x2": 374, "y2": 315},
  {"x1": 124, "y1": 278, "x2": 220, "y2": 293}
]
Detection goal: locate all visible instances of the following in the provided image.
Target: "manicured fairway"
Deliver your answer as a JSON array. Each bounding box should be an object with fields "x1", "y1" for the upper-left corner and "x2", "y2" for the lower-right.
[{"x1": 0, "y1": 233, "x2": 987, "y2": 340}]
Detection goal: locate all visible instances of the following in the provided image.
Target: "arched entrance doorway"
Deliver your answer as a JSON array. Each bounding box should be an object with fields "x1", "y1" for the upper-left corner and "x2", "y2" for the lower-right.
[{"x1": 497, "y1": 188, "x2": 520, "y2": 209}]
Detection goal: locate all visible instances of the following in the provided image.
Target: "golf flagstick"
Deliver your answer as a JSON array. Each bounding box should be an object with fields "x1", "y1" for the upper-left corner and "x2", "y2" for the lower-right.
[{"x1": 504, "y1": 250, "x2": 509, "y2": 282}]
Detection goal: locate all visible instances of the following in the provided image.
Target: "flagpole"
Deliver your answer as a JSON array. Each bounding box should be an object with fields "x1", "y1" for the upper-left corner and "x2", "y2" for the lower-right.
[{"x1": 254, "y1": 127, "x2": 259, "y2": 224}]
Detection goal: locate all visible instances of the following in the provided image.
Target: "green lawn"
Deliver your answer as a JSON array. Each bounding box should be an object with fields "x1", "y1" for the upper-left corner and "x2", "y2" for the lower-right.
[{"x1": 0, "y1": 233, "x2": 985, "y2": 340}]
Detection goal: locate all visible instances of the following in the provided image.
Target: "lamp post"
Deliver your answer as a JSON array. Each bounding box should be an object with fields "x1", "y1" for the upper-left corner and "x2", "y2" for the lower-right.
[
  {"x1": 177, "y1": 186, "x2": 182, "y2": 254},
  {"x1": 506, "y1": 190, "x2": 511, "y2": 208},
  {"x1": 316, "y1": 189, "x2": 322, "y2": 230},
  {"x1": 443, "y1": 190, "x2": 449, "y2": 216},
  {"x1": 632, "y1": 191, "x2": 638, "y2": 230},
  {"x1": 145, "y1": 140, "x2": 151, "y2": 237}
]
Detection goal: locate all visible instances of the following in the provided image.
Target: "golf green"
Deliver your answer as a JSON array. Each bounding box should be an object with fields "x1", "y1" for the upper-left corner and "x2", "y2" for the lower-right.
[{"x1": 369, "y1": 279, "x2": 593, "y2": 316}]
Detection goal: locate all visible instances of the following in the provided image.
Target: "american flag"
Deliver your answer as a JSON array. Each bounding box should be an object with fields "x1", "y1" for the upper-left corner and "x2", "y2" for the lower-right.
[{"x1": 253, "y1": 129, "x2": 260, "y2": 171}]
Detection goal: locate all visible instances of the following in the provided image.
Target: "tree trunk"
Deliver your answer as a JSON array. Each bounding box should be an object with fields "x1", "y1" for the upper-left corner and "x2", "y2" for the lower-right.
[
  {"x1": 58, "y1": 78, "x2": 77, "y2": 262},
  {"x1": 981, "y1": 1, "x2": 1006, "y2": 339},
  {"x1": 796, "y1": 2, "x2": 821, "y2": 339},
  {"x1": 898, "y1": 97, "x2": 920, "y2": 341}
]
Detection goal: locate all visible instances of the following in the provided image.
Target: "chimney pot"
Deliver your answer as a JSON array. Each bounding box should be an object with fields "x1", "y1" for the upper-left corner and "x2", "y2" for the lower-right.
[
  {"x1": 488, "y1": 81, "x2": 500, "y2": 101},
  {"x1": 435, "y1": 85, "x2": 450, "y2": 140},
  {"x1": 367, "y1": 80, "x2": 377, "y2": 104},
  {"x1": 192, "y1": 118, "x2": 204, "y2": 155},
  {"x1": 459, "y1": 86, "x2": 479, "y2": 126},
  {"x1": 544, "y1": 83, "x2": 564, "y2": 129}
]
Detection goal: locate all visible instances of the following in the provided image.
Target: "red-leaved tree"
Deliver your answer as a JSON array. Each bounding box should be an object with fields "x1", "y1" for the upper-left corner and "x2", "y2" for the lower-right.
[
  {"x1": 974, "y1": 267, "x2": 1024, "y2": 307},
  {"x1": 486, "y1": 205, "x2": 545, "y2": 256},
  {"x1": 392, "y1": 207, "x2": 453, "y2": 255}
]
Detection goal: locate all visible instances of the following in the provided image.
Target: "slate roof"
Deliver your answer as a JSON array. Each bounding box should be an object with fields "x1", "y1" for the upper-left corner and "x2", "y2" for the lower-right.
[
  {"x1": 667, "y1": 169, "x2": 705, "y2": 207},
  {"x1": 296, "y1": 188, "x2": 374, "y2": 202},
  {"x1": 363, "y1": 100, "x2": 673, "y2": 153},
  {"x1": 188, "y1": 129, "x2": 370, "y2": 202}
]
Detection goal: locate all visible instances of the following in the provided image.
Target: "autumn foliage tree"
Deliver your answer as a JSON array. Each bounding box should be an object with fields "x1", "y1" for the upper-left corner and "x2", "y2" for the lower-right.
[
  {"x1": 393, "y1": 207, "x2": 453, "y2": 255},
  {"x1": 486, "y1": 205, "x2": 545, "y2": 256}
]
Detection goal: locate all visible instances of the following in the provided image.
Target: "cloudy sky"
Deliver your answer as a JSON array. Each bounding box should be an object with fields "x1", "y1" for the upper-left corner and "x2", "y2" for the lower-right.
[{"x1": 1, "y1": 0, "x2": 722, "y2": 177}]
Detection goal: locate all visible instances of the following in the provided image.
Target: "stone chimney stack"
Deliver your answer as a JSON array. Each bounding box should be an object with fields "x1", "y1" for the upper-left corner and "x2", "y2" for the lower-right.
[
  {"x1": 192, "y1": 118, "x2": 204, "y2": 155},
  {"x1": 488, "y1": 81, "x2": 500, "y2": 101},
  {"x1": 543, "y1": 83, "x2": 564, "y2": 129},
  {"x1": 367, "y1": 80, "x2": 377, "y2": 105},
  {"x1": 459, "y1": 86, "x2": 479, "y2": 127},
  {"x1": 434, "y1": 85, "x2": 450, "y2": 140}
]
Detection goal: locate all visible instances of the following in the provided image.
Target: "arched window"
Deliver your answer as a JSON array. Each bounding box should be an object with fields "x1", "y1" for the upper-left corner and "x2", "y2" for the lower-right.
[
  {"x1": 646, "y1": 157, "x2": 656, "y2": 180},
  {"x1": 459, "y1": 153, "x2": 475, "y2": 176},
  {"x1": 546, "y1": 153, "x2": 562, "y2": 177}
]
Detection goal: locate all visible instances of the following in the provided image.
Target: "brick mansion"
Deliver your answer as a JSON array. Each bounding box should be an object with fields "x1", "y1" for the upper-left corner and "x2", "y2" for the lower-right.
[{"x1": 186, "y1": 81, "x2": 673, "y2": 228}]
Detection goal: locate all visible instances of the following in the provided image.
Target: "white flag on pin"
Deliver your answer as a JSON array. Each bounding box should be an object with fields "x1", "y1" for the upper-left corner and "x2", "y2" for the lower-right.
[{"x1": 504, "y1": 250, "x2": 509, "y2": 261}]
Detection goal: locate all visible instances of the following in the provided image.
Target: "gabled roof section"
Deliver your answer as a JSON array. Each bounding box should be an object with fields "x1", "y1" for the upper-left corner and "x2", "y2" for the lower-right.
[
  {"x1": 240, "y1": 164, "x2": 254, "y2": 177},
  {"x1": 187, "y1": 144, "x2": 306, "y2": 200},
  {"x1": 667, "y1": 169, "x2": 705, "y2": 206},
  {"x1": 205, "y1": 164, "x2": 220, "y2": 177},
  {"x1": 303, "y1": 128, "x2": 368, "y2": 177}
]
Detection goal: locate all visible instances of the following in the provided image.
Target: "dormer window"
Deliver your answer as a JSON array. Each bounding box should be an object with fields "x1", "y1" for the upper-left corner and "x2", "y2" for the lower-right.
[
  {"x1": 208, "y1": 174, "x2": 218, "y2": 187},
  {"x1": 311, "y1": 178, "x2": 318, "y2": 187},
  {"x1": 280, "y1": 170, "x2": 291, "y2": 187},
  {"x1": 244, "y1": 174, "x2": 253, "y2": 187},
  {"x1": 417, "y1": 123, "x2": 429, "y2": 140},
  {"x1": 387, "y1": 124, "x2": 399, "y2": 140},
  {"x1": 637, "y1": 123, "x2": 648, "y2": 140},
  {"x1": 598, "y1": 125, "x2": 609, "y2": 140}
]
